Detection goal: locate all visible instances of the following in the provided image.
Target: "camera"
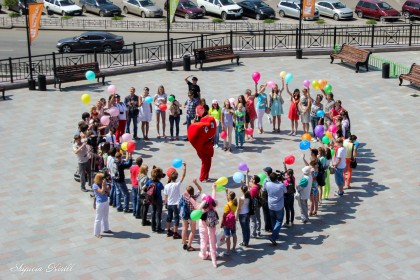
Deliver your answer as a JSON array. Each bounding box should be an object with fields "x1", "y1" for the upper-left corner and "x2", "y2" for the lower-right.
[
  {"x1": 274, "y1": 170, "x2": 286, "y2": 181},
  {"x1": 98, "y1": 167, "x2": 111, "y2": 182}
]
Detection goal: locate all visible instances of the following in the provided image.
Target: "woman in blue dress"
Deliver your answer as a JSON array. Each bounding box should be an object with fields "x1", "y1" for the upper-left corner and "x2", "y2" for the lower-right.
[{"x1": 269, "y1": 79, "x2": 285, "y2": 133}]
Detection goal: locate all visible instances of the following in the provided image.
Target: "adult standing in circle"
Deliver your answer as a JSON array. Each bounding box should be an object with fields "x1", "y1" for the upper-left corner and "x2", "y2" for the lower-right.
[
  {"x1": 299, "y1": 88, "x2": 311, "y2": 135},
  {"x1": 184, "y1": 76, "x2": 201, "y2": 125},
  {"x1": 154, "y1": 85, "x2": 168, "y2": 139},
  {"x1": 124, "y1": 87, "x2": 139, "y2": 139},
  {"x1": 286, "y1": 85, "x2": 300, "y2": 136},
  {"x1": 340, "y1": 110, "x2": 351, "y2": 139},
  {"x1": 309, "y1": 93, "x2": 324, "y2": 142},
  {"x1": 269, "y1": 80, "x2": 284, "y2": 133},
  {"x1": 332, "y1": 138, "x2": 347, "y2": 197},
  {"x1": 244, "y1": 88, "x2": 257, "y2": 140},
  {"x1": 115, "y1": 94, "x2": 127, "y2": 144},
  {"x1": 256, "y1": 84, "x2": 268, "y2": 134},
  {"x1": 93, "y1": 173, "x2": 112, "y2": 238},
  {"x1": 344, "y1": 135, "x2": 357, "y2": 189},
  {"x1": 73, "y1": 134, "x2": 91, "y2": 192},
  {"x1": 321, "y1": 90, "x2": 335, "y2": 131},
  {"x1": 168, "y1": 94, "x2": 182, "y2": 141},
  {"x1": 138, "y1": 87, "x2": 153, "y2": 140}
]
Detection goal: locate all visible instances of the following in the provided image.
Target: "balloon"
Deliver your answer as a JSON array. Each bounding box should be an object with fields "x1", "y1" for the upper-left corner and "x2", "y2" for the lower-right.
[
  {"x1": 315, "y1": 125, "x2": 325, "y2": 138},
  {"x1": 121, "y1": 142, "x2": 128, "y2": 151},
  {"x1": 233, "y1": 172, "x2": 244, "y2": 183},
  {"x1": 328, "y1": 124, "x2": 338, "y2": 133},
  {"x1": 318, "y1": 80, "x2": 328, "y2": 90},
  {"x1": 331, "y1": 149, "x2": 335, "y2": 157},
  {"x1": 250, "y1": 187, "x2": 259, "y2": 197},
  {"x1": 168, "y1": 95, "x2": 174, "y2": 102},
  {"x1": 245, "y1": 128, "x2": 254, "y2": 135},
  {"x1": 229, "y1": 97, "x2": 236, "y2": 107},
  {"x1": 322, "y1": 136, "x2": 330, "y2": 144},
  {"x1": 220, "y1": 130, "x2": 227, "y2": 140},
  {"x1": 354, "y1": 141, "x2": 359, "y2": 148},
  {"x1": 81, "y1": 94, "x2": 90, "y2": 104},
  {"x1": 85, "y1": 70, "x2": 96, "y2": 81},
  {"x1": 316, "y1": 110, "x2": 325, "y2": 118},
  {"x1": 299, "y1": 140, "x2": 311, "y2": 150},
  {"x1": 216, "y1": 185, "x2": 227, "y2": 192},
  {"x1": 145, "y1": 96, "x2": 153, "y2": 104},
  {"x1": 159, "y1": 104, "x2": 167, "y2": 111},
  {"x1": 108, "y1": 85, "x2": 117, "y2": 95},
  {"x1": 303, "y1": 80, "x2": 310, "y2": 88},
  {"x1": 190, "y1": 209, "x2": 202, "y2": 221},
  {"x1": 108, "y1": 107, "x2": 119, "y2": 117},
  {"x1": 280, "y1": 71, "x2": 287, "y2": 79},
  {"x1": 121, "y1": 133, "x2": 132, "y2": 143},
  {"x1": 127, "y1": 141, "x2": 136, "y2": 153},
  {"x1": 285, "y1": 73, "x2": 294, "y2": 84},
  {"x1": 324, "y1": 84, "x2": 332, "y2": 94},
  {"x1": 267, "y1": 80, "x2": 276, "y2": 88},
  {"x1": 314, "y1": 84, "x2": 319, "y2": 90},
  {"x1": 196, "y1": 105, "x2": 205, "y2": 117},
  {"x1": 238, "y1": 162, "x2": 248, "y2": 172},
  {"x1": 215, "y1": 176, "x2": 228, "y2": 186},
  {"x1": 326, "y1": 131, "x2": 333, "y2": 139},
  {"x1": 172, "y1": 158, "x2": 183, "y2": 168},
  {"x1": 100, "y1": 115, "x2": 110, "y2": 126},
  {"x1": 284, "y1": 155, "x2": 295, "y2": 165},
  {"x1": 252, "y1": 72, "x2": 261, "y2": 84},
  {"x1": 311, "y1": 80, "x2": 319, "y2": 89},
  {"x1": 301, "y1": 133, "x2": 312, "y2": 141},
  {"x1": 258, "y1": 172, "x2": 267, "y2": 183}
]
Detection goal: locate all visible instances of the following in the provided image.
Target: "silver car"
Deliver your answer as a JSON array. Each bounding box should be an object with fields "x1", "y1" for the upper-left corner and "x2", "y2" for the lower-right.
[
  {"x1": 122, "y1": 0, "x2": 163, "y2": 17},
  {"x1": 277, "y1": 0, "x2": 320, "y2": 20},
  {"x1": 315, "y1": 0, "x2": 353, "y2": 20}
]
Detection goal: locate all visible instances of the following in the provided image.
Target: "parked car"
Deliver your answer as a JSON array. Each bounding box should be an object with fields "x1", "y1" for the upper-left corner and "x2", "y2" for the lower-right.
[
  {"x1": 237, "y1": 0, "x2": 275, "y2": 20},
  {"x1": 315, "y1": 0, "x2": 353, "y2": 20},
  {"x1": 355, "y1": 0, "x2": 400, "y2": 22},
  {"x1": 44, "y1": 0, "x2": 83, "y2": 16},
  {"x1": 56, "y1": 31, "x2": 125, "y2": 53},
  {"x1": 8, "y1": 0, "x2": 37, "y2": 15},
  {"x1": 122, "y1": 0, "x2": 162, "y2": 18},
  {"x1": 79, "y1": 0, "x2": 121, "y2": 17},
  {"x1": 197, "y1": 0, "x2": 243, "y2": 20},
  {"x1": 164, "y1": 0, "x2": 204, "y2": 19},
  {"x1": 277, "y1": 0, "x2": 320, "y2": 20},
  {"x1": 402, "y1": 0, "x2": 420, "y2": 19}
]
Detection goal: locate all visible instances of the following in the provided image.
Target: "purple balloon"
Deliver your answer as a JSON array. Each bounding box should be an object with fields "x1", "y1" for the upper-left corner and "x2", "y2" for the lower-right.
[
  {"x1": 315, "y1": 125, "x2": 325, "y2": 138},
  {"x1": 238, "y1": 162, "x2": 249, "y2": 172}
]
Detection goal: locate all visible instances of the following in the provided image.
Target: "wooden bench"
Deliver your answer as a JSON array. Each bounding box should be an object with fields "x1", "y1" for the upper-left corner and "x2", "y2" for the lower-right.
[
  {"x1": 399, "y1": 63, "x2": 420, "y2": 86},
  {"x1": 54, "y1": 62, "x2": 105, "y2": 91},
  {"x1": 330, "y1": 43, "x2": 372, "y2": 73},
  {"x1": 0, "y1": 87, "x2": 4, "y2": 100},
  {"x1": 193, "y1": 44, "x2": 239, "y2": 69}
]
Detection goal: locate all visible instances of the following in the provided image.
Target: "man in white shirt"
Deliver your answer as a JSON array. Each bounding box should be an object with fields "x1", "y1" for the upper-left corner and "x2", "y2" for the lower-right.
[
  {"x1": 115, "y1": 94, "x2": 127, "y2": 143},
  {"x1": 105, "y1": 127, "x2": 117, "y2": 148},
  {"x1": 333, "y1": 138, "x2": 347, "y2": 196}
]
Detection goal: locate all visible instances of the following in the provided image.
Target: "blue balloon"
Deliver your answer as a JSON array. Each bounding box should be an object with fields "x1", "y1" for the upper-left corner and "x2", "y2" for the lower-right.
[
  {"x1": 354, "y1": 141, "x2": 359, "y2": 148},
  {"x1": 145, "y1": 96, "x2": 153, "y2": 104},
  {"x1": 316, "y1": 110, "x2": 325, "y2": 118},
  {"x1": 172, "y1": 158, "x2": 183, "y2": 168},
  {"x1": 233, "y1": 172, "x2": 244, "y2": 183},
  {"x1": 285, "y1": 73, "x2": 294, "y2": 84},
  {"x1": 85, "y1": 70, "x2": 96, "y2": 81},
  {"x1": 299, "y1": 140, "x2": 311, "y2": 150}
]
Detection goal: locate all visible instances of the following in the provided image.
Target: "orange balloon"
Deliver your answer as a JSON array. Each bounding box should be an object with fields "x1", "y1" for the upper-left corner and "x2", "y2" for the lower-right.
[
  {"x1": 326, "y1": 131, "x2": 333, "y2": 138},
  {"x1": 301, "y1": 133, "x2": 312, "y2": 141},
  {"x1": 319, "y1": 80, "x2": 327, "y2": 90}
]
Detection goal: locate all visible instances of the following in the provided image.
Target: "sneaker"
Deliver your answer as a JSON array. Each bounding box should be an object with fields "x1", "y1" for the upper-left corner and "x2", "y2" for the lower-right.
[
  {"x1": 167, "y1": 230, "x2": 173, "y2": 237},
  {"x1": 81, "y1": 188, "x2": 88, "y2": 192},
  {"x1": 257, "y1": 232, "x2": 261, "y2": 237},
  {"x1": 123, "y1": 209, "x2": 133, "y2": 213},
  {"x1": 312, "y1": 139, "x2": 317, "y2": 143},
  {"x1": 334, "y1": 191, "x2": 344, "y2": 196},
  {"x1": 183, "y1": 244, "x2": 188, "y2": 250},
  {"x1": 214, "y1": 144, "x2": 219, "y2": 148},
  {"x1": 251, "y1": 234, "x2": 257, "y2": 239},
  {"x1": 173, "y1": 233, "x2": 181, "y2": 239}
]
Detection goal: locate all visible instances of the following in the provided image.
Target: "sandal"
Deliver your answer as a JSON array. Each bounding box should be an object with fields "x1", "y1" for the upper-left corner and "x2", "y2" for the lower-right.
[
  {"x1": 95, "y1": 235, "x2": 102, "y2": 239},
  {"x1": 187, "y1": 246, "x2": 195, "y2": 252}
]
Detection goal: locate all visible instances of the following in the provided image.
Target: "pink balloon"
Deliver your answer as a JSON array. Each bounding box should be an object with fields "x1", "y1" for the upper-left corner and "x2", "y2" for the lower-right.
[
  {"x1": 328, "y1": 124, "x2": 338, "y2": 133},
  {"x1": 303, "y1": 80, "x2": 310, "y2": 88},
  {"x1": 267, "y1": 81, "x2": 276, "y2": 88},
  {"x1": 108, "y1": 85, "x2": 117, "y2": 95},
  {"x1": 245, "y1": 128, "x2": 254, "y2": 135},
  {"x1": 100, "y1": 115, "x2": 110, "y2": 126},
  {"x1": 121, "y1": 133, "x2": 132, "y2": 143},
  {"x1": 108, "y1": 107, "x2": 119, "y2": 117},
  {"x1": 252, "y1": 72, "x2": 261, "y2": 84},
  {"x1": 220, "y1": 131, "x2": 227, "y2": 140}
]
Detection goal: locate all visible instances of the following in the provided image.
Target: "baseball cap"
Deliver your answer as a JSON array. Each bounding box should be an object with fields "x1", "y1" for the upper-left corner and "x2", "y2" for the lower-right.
[
  {"x1": 166, "y1": 167, "x2": 177, "y2": 178},
  {"x1": 212, "y1": 99, "x2": 218, "y2": 104},
  {"x1": 263, "y1": 167, "x2": 272, "y2": 174}
]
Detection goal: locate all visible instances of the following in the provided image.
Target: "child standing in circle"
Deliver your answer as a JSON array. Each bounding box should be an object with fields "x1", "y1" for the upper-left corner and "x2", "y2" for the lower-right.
[
  {"x1": 234, "y1": 103, "x2": 246, "y2": 149},
  {"x1": 221, "y1": 189, "x2": 237, "y2": 256},
  {"x1": 286, "y1": 85, "x2": 300, "y2": 136},
  {"x1": 153, "y1": 85, "x2": 168, "y2": 139},
  {"x1": 221, "y1": 99, "x2": 234, "y2": 152}
]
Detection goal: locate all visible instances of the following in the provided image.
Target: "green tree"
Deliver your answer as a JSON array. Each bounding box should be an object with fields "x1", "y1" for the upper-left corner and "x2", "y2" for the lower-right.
[{"x1": 4, "y1": 0, "x2": 18, "y2": 8}]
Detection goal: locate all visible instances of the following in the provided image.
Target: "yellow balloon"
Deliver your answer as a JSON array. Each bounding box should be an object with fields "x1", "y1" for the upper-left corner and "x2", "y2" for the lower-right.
[
  {"x1": 215, "y1": 176, "x2": 228, "y2": 186},
  {"x1": 81, "y1": 93, "x2": 91, "y2": 105},
  {"x1": 121, "y1": 142, "x2": 128, "y2": 151},
  {"x1": 314, "y1": 84, "x2": 319, "y2": 90},
  {"x1": 280, "y1": 71, "x2": 287, "y2": 79},
  {"x1": 326, "y1": 131, "x2": 333, "y2": 139}
]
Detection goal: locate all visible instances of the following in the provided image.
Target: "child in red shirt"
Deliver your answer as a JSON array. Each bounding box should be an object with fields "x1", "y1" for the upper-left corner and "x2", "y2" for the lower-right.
[{"x1": 130, "y1": 157, "x2": 143, "y2": 218}]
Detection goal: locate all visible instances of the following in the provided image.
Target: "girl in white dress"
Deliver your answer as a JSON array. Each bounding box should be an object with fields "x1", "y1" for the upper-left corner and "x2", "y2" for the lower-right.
[
  {"x1": 138, "y1": 87, "x2": 153, "y2": 140},
  {"x1": 154, "y1": 85, "x2": 168, "y2": 139}
]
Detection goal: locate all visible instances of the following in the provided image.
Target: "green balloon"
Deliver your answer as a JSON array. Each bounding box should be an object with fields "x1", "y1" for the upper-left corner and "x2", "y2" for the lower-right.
[
  {"x1": 190, "y1": 209, "x2": 202, "y2": 221},
  {"x1": 258, "y1": 172, "x2": 267, "y2": 183},
  {"x1": 331, "y1": 149, "x2": 335, "y2": 157},
  {"x1": 322, "y1": 136, "x2": 330, "y2": 144},
  {"x1": 324, "y1": 84, "x2": 332, "y2": 94},
  {"x1": 216, "y1": 185, "x2": 226, "y2": 192},
  {"x1": 168, "y1": 96, "x2": 174, "y2": 102}
]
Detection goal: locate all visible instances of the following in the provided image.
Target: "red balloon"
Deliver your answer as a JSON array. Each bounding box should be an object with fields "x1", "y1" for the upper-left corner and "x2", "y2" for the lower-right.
[
  {"x1": 196, "y1": 105, "x2": 205, "y2": 117},
  {"x1": 284, "y1": 155, "x2": 295, "y2": 165},
  {"x1": 245, "y1": 128, "x2": 254, "y2": 135},
  {"x1": 127, "y1": 141, "x2": 136, "y2": 153},
  {"x1": 220, "y1": 130, "x2": 227, "y2": 140},
  {"x1": 159, "y1": 104, "x2": 167, "y2": 111}
]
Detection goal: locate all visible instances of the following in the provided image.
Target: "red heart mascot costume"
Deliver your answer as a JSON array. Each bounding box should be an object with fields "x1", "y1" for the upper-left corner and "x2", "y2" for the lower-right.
[{"x1": 187, "y1": 115, "x2": 217, "y2": 182}]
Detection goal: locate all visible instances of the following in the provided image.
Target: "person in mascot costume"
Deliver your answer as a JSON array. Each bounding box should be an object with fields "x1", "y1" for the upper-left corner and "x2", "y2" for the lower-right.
[{"x1": 187, "y1": 115, "x2": 217, "y2": 182}]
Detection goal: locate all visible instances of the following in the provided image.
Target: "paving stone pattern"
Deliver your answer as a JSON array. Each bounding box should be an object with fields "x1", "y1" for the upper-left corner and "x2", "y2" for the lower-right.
[{"x1": 0, "y1": 53, "x2": 419, "y2": 279}]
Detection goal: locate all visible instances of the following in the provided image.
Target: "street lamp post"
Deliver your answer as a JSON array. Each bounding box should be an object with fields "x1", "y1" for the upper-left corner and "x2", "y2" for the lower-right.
[
  {"x1": 24, "y1": 0, "x2": 36, "y2": 89},
  {"x1": 166, "y1": 4, "x2": 172, "y2": 71},
  {"x1": 296, "y1": 0, "x2": 303, "y2": 59}
]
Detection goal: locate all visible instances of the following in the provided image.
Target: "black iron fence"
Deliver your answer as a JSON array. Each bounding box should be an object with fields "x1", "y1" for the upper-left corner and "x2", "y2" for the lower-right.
[{"x1": 0, "y1": 24, "x2": 419, "y2": 84}]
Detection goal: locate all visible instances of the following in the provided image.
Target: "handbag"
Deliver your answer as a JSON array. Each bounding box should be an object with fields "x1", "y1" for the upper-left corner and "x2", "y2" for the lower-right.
[
  {"x1": 265, "y1": 107, "x2": 271, "y2": 114},
  {"x1": 329, "y1": 166, "x2": 336, "y2": 175},
  {"x1": 350, "y1": 143, "x2": 357, "y2": 169}
]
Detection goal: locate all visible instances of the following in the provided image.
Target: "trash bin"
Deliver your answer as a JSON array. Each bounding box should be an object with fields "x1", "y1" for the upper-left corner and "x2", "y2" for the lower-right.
[
  {"x1": 38, "y1": 75, "x2": 47, "y2": 91},
  {"x1": 166, "y1": 60, "x2": 172, "y2": 71},
  {"x1": 382, "y1": 63, "x2": 390, "y2": 79},
  {"x1": 28, "y1": 79, "x2": 36, "y2": 91},
  {"x1": 183, "y1": 55, "x2": 191, "y2": 71}
]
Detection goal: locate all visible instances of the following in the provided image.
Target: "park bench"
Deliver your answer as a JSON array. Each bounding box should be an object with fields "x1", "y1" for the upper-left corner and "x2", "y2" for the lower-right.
[
  {"x1": 399, "y1": 63, "x2": 420, "y2": 86},
  {"x1": 330, "y1": 43, "x2": 372, "y2": 73},
  {"x1": 0, "y1": 86, "x2": 5, "y2": 100},
  {"x1": 54, "y1": 62, "x2": 105, "y2": 91},
  {"x1": 193, "y1": 44, "x2": 240, "y2": 69}
]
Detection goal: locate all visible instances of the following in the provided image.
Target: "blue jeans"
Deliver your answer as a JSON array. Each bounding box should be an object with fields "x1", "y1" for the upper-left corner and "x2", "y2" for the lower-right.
[
  {"x1": 110, "y1": 178, "x2": 117, "y2": 206},
  {"x1": 335, "y1": 167, "x2": 345, "y2": 187},
  {"x1": 115, "y1": 181, "x2": 130, "y2": 211},
  {"x1": 166, "y1": 205, "x2": 180, "y2": 226},
  {"x1": 235, "y1": 129, "x2": 244, "y2": 147},
  {"x1": 126, "y1": 114, "x2": 138, "y2": 137},
  {"x1": 239, "y1": 213, "x2": 251, "y2": 246},
  {"x1": 151, "y1": 200, "x2": 163, "y2": 231},
  {"x1": 269, "y1": 208, "x2": 284, "y2": 241},
  {"x1": 214, "y1": 123, "x2": 221, "y2": 146},
  {"x1": 186, "y1": 114, "x2": 195, "y2": 129},
  {"x1": 132, "y1": 187, "x2": 139, "y2": 217}
]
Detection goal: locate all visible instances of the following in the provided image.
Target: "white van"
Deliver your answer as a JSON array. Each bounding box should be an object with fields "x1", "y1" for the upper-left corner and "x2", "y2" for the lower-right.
[{"x1": 197, "y1": 0, "x2": 243, "y2": 20}]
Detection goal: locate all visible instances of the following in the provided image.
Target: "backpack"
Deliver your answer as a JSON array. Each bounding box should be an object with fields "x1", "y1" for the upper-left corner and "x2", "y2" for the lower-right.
[
  {"x1": 224, "y1": 204, "x2": 236, "y2": 229},
  {"x1": 316, "y1": 159, "x2": 326, "y2": 186},
  {"x1": 178, "y1": 195, "x2": 191, "y2": 220},
  {"x1": 260, "y1": 187, "x2": 268, "y2": 207},
  {"x1": 145, "y1": 181, "x2": 157, "y2": 205},
  {"x1": 205, "y1": 210, "x2": 219, "y2": 228}
]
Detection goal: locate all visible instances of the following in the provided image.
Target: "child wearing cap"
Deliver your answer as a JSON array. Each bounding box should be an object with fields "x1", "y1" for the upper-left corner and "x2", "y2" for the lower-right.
[
  {"x1": 296, "y1": 166, "x2": 313, "y2": 224},
  {"x1": 163, "y1": 162, "x2": 187, "y2": 239}
]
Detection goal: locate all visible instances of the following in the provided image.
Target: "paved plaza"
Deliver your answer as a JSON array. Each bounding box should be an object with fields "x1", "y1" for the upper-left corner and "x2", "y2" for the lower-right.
[{"x1": 0, "y1": 51, "x2": 419, "y2": 279}]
